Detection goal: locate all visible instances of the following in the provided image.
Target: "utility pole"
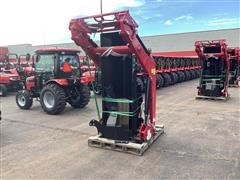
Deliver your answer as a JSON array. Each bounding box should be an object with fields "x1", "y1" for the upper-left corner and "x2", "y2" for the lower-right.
[{"x1": 100, "y1": 0, "x2": 103, "y2": 14}]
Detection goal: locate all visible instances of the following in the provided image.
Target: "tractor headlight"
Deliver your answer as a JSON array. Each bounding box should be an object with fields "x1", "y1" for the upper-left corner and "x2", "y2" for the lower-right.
[{"x1": 9, "y1": 77, "x2": 16, "y2": 81}]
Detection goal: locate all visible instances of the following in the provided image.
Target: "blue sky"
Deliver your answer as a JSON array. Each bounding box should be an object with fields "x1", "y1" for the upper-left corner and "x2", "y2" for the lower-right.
[
  {"x1": 0, "y1": 0, "x2": 239, "y2": 45},
  {"x1": 126, "y1": 0, "x2": 240, "y2": 36}
]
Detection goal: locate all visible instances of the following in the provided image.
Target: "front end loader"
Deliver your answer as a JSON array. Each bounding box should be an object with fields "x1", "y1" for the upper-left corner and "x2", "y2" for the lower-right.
[
  {"x1": 195, "y1": 40, "x2": 230, "y2": 100},
  {"x1": 227, "y1": 47, "x2": 240, "y2": 87},
  {"x1": 69, "y1": 10, "x2": 164, "y2": 155}
]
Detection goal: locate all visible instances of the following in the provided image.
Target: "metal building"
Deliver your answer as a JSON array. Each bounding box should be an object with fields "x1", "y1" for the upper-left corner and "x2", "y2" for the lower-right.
[{"x1": 7, "y1": 28, "x2": 240, "y2": 55}]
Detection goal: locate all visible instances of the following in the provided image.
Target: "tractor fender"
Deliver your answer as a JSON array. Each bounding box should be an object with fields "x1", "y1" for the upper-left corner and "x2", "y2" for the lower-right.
[{"x1": 46, "y1": 79, "x2": 68, "y2": 86}]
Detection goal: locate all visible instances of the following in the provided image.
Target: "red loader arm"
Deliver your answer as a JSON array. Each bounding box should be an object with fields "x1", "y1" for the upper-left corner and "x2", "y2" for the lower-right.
[{"x1": 69, "y1": 10, "x2": 157, "y2": 125}]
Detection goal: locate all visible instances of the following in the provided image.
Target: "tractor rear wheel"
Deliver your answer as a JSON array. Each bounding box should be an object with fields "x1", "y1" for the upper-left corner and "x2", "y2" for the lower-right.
[
  {"x1": 175, "y1": 71, "x2": 182, "y2": 82},
  {"x1": 40, "y1": 83, "x2": 66, "y2": 115},
  {"x1": 170, "y1": 72, "x2": 179, "y2": 84},
  {"x1": 184, "y1": 70, "x2": 191, "y2": 81},
  {"x1": 69, "y1": 84, "x2": 91, "y2": 108},
  {"x1": 167, "y1": 73, "x2": 174, "y2": 85},
  {"x1": 156, "y1": 74, "x2": 164, "y2": 89},
  {"x1": 16, "y1": 90, "x2": 33, "y2": 109},
  {"x1": 0, "y1": 84, "x2": 7, "y2": 97},
  {"x1": 162, "y1": 73, "x2": 171, "y2": 87},
  {"x1": 194, "y1": 69, "x2": 200, "y2": 77},
  {"x1": 189, "y1": 70, "x2": 195, "y2": 79}
]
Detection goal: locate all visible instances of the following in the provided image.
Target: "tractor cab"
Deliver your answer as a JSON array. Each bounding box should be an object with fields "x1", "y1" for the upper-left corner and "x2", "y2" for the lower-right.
[
  {"x1": 27, "y1": 48, "x2": 82, "y2": 92},
  {"x1": 35, "y1": 48, "x2": 81, "y2": 79}
]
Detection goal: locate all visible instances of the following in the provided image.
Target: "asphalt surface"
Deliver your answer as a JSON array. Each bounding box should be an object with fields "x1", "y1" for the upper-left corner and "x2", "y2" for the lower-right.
[{"x1": 1, "y1": 80, "x2": 240, "y2": 179}]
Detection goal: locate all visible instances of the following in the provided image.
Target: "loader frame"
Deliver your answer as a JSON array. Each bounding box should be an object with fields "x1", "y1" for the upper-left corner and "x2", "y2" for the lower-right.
[
  {"x1": 69, "y1": 10, "x2": 164, "y2": 155},
  {"x1": 195, "y1": 40, "x2": 230, "y2": 100},
  {"x1": 227, "y1": 47, "x2": 240, "y2": 87}
]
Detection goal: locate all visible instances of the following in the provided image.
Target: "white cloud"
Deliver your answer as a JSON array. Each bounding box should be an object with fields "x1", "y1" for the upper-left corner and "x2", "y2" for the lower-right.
[
  {"x1": 207, "y1": 18, "x2": 239, "y2": 26},
  {"x1": 0, "y1": 0, "x2": 145, "y2": 45},
  {"x1": 164, "y1": 20, "x2": 173, "y2": 25},
  {"x1": 164, "y1": 14, "x2": 193, "y2": 26},
  {"x1": 174, "y1": 15, "x2": 194, "y2": 21}
]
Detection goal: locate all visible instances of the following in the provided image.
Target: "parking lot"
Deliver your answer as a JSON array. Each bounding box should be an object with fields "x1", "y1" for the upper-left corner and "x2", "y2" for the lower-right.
[{"x1": 1, "y1": 79, "x2": 240, "y2": 179}]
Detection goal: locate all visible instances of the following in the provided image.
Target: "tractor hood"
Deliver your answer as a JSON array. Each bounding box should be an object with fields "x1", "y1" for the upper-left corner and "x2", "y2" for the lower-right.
[{"x1": 0, "y1": 71, "x2": 20, "y2": 80}]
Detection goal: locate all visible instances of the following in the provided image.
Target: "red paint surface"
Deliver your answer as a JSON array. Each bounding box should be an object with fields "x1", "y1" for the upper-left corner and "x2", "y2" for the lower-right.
[{"x1": 152, "y1": 51, "x2": 198, "y2": 58}]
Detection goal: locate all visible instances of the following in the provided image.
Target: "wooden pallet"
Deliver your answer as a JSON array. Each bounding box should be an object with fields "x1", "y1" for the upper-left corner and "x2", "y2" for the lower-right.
[
  {"x1": 195, "y1": 95, "x2": 229, "y2": 101},
  {"x1": 229, "y1": 80, "x2": 240, "y2": 87},
  {"x1": 88, "y1": 125, "x2": 164, "y2": 156},
  {"x1": 229, "y1": 84, "x2": 239, "y2": 88}
]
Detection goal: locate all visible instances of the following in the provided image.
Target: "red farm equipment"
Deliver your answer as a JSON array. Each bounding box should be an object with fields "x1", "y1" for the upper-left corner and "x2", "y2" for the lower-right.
[
  {"x1": 227, "y1": 47, "x2": 240, "y2": 87},
  {"x1": 16, "y1": 48, "x2": 92, "y2": 114},
  {"x1": 0, "y1": 54, "x2": 22, "y2": 96},
  {"x1": 143, "y1": 54, "x2": 201, "y2": 90},
  {"x1": 0, "y1": 47, "x2": 8, "y2": 56},
  {"x1": 195, "y1": 40, "x2": 230, "y2": 100},
  {"x1": 69, "y1": 10, "x2": 164, "y2": 155},
  {"x1": 16, "y1": 54, "x2": 35, "y2": 81}
]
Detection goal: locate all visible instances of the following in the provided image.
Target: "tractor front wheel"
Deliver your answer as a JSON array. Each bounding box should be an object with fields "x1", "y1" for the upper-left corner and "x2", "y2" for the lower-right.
[
  {"x1": 69, "y1": 85, "x2": 91, "y2": 108},
  {"x1": 0, "y1": 84, "x2": 7, "y2": 96},
  {"x1": 16, "y1": 90, "x2": 33, "y2": 109},
  {"x1": 40, "y1": 83, "x2": 66, "y2": 115}
]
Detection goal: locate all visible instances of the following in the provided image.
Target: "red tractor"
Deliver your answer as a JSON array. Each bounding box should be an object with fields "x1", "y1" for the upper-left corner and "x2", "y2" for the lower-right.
[
  {"x1": 16, "y1": 48, "x2": 91, "y2": 115},
  {"x1": 227, "y1": 47, "x2": 240, "y2": 87},
  {"x1": 0, "y1": 54, "x2": 22, "y2": 96},
  {"x1": 195, "y1": 40, "x2": 230, "y2": 100}
]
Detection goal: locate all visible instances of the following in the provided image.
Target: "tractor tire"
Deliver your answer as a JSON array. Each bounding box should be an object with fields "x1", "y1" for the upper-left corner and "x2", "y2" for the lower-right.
[
  {"x1": 189, "y1": 70, "x2": 195, "y2": 79},
  {"x1": 167, "y1": 73, "x2": 174, "y2": 85},
  {"x1": 40, "y1": 83, "x2": 66, "y2": 115},
  {"x1": 191, "y1": 69, "x2": 196, "y2": 79},
  {"x1": 179, "y1": 71, "x2": 186, "y2": 81},
  {"x1": 192, "y1": 69, "x2": 198, "y2": 79},
  {"x1": 162, "y1": 73, "x2": 171, "y2": 87},
  {"x1": 187, "y1": 70, "x2": 192, "y2": 80},
  {"x1": 174, "y1": 71, "x2": 181, "y2": 83},
  {"x1": 183, "y1": 70, "x2": 190, "y2": 81},
  {"x1": 168, "y1": 72, "x2": 174, "y2": 85},
  {"x1": 70, "y1": 85, "x2": 91, "y2": 108},
  {"x1": 156, "y1": 74, "x2": 164, "y2": 89},
  {"x1": 177, "y1": 71, "x2": 183, "y2": 83},
  {"x1": 195, "y1": 69, "x2": 200, "y2": 77},
  {"x1": 175, "y1": 71, "x2": 182, "y2": 82},
  {"x1": 16, "y1": 90, "x2": 33, "y2": 109},
  {"x1": 161, "y1": 58, "x2": 165, "y2": 69},
  {"x1": 0, "y1": 84, "x2": 7, "y2": 97},
  {"x1": 179, "y1": 71, "x2": 185, "y2": 82},
  {"x1": 170, "y1": 72, "x2": 178, "y2": 84}
]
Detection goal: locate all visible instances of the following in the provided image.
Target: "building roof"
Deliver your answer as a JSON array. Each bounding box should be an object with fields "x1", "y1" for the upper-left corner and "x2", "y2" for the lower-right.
[{"x1": 35, "y1": 47, "x2": 80, "y2": 53}]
